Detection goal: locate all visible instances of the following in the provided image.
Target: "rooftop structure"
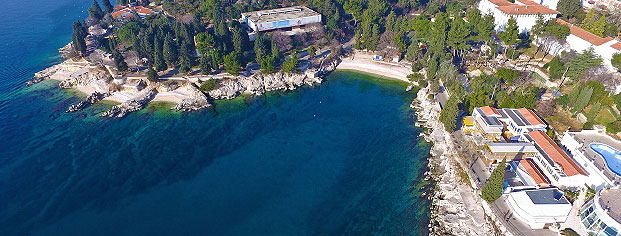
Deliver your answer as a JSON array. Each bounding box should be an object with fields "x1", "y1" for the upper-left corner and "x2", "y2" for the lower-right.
[
  {"x1": 505, "y1": 159, "x2": 550, "y2": 193},
  {"x1": 522, "y1": 130, "x2": 588, "y2": 188},
  {"x1": 506, "y1": 188, "x2": 572, "y2": 229},
  {"x1": 485, "y1": 142, "x2": 538, "y2": 160},
  {"x1": 241, "y1": 6, "x2": 322, "y2": 32},
  {"x1": 479, "y1": 0, "x2": 559, "y2": 33},
  {"x1": 111, "y1": 5, "x2": 157, "y2": 20},
  {"x1": 580, "y1": 187, "x2": 621, "y2": 236},
  {"x1": 561, "y1": 130, "x2": 621, "y2": 190},
  {"x1": 471, "y1": 106, "x2": 547, "y2": 138}
]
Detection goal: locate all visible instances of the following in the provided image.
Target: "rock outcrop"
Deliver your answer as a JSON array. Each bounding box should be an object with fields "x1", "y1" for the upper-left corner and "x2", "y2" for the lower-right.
[
  {"x1": 66, "y1": 92, "x2": 109, "y2": 112},
  {"x1": 101, "y1": 86, "x2": 157, "y2": 118},
  {"x1": 171, "y1": 83, "x2": 212, "y2": 111},
  {"x1": 58, "y1": 67, "x2": 108, "y2": 89}
]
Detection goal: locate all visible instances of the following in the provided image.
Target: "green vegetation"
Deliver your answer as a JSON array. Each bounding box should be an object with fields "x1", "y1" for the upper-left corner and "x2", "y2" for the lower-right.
[
  {"x1": 282, "y1": 54, "x2": 300, "y2": 73},
  {"x1": 147, "y1": 67, "x2": 159, "y2": 82},
  {"x1": 482, "y1": 158, "x2": 507, "y2": 203},
  {"x1": 439, "y1": 96, "x2": 459, "y2": 132},
  {"x1": 560, "y1": 228, "x2": 580, "y2": 236},
  {"x1": 88, "y1": 0, "x2": 104, "y2": 20},
  {"x1": 199, "y1": 79, "x2": 219, "y2": 92},
  {"x1": 71, "y1": 21, "x2": 87, "y2": 57}
]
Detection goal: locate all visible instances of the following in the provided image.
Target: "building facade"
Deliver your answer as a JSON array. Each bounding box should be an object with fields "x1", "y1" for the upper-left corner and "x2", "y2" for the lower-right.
[
  {"x1": 580, "y1": 187, "x2": 621, "y2": 236},
  {"x1": 506, "y1": 188, "x2": 572, "y2": 229},
  {"x1": 241, "y1": 6, "x2": 322, "y2": 32},
  {"x1": 478, "y1": 0, "x2": 559, "y2": 33}
]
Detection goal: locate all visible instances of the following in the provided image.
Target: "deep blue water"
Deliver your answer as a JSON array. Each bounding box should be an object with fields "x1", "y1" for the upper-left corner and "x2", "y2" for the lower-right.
[{"x1": 0, "y1": 1, "x2": 431, "y2": 235}]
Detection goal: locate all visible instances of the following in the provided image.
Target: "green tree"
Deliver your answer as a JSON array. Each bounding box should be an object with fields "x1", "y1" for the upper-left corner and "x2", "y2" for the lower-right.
[
  {"x1": 565, "y1": 48, "x2": 602, "y2": 81},
  {"x1": 573, "y1": 87, "x2": 593, "y2": 114},
  {"x1": 112, "y1": 50, "x2": 128, "y2": 72},
  {"x1": 163, "y1": 34, "x2": 178, "y2": 68},
  {"x1": 200, "y1": 54, "x2": 212, "y2": 75},
  {"x1": 72, "y1": 21, "x2": 87, "y2": 56},
  {"x1": 439, "y1": 96, "x2": 460, "y2": 132},
  {"x1": 195, "y1": 32, "x2": 215, "y2": 56},
  {"x1": 271, "y1": 40, "x2": 280, "y2": 62},
  {"x1": 282, "y1": 54, "x2": 299, "y2": 73},
  {"x1": 547, "y1": 56, "x2": 566, "y2": 80},
  {"x1": 611, "y1": 53, "x2": 621, "y2": 70},
  {"x1": 88, "y1": 0, "x2": 104, "y2": 20},
  {"x1": 223, "y1": 51, "x2": 241, "y2": 75},
  {"x1": 496, "y1": 68, "x2": 519, "y2": 85},
  {"x1": 254, "y1": 33, "x2": 270, "y2": 63},
  {"x1": 179, "y1": 56, "x2": 191, "y2": 74},
  {"x1": 199, "y1": 79, "x2": 219, "y2": 92},
  {"x1": 231, "y1": 25, "x2": 250, "y2": 52},
  {"x1": 557, "y1": 0, "x2": 584, "y2": 20},
  {"x1": 498, "y1": 18, "x2": 520, "y2": 50},
  {"x1": 605, "y1": 22, "x2": 618, "y2": 37},
  {"x1": 154, "y1": 51, "x2": 167, "y2": 72},
  {"x1": 482, "y1": 158, "x2": 507, "y2": 203},
  {"x1": 147, "y1": 67, "x2": 159, "y2": 82},
  {"x1": 260, "y1": 56, "x2": 276, "y2": 74},
  {"x1": 474, "y1": 14, "x2": 495, "y2": 43},
  {"x1": 102, "y1": 0, "x2": 113, "y2": 13},
  {"x1": 447, "y1": 17, "x2": 470, "y2": 58},
  {"x1": 406, "y1": 42, "x2": 420, "y2": 61}
]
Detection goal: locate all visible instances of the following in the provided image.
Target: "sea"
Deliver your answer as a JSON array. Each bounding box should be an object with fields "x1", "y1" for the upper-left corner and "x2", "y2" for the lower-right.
[{"x1": 0, "y1": 0, "x2": 432, "y2": 235}]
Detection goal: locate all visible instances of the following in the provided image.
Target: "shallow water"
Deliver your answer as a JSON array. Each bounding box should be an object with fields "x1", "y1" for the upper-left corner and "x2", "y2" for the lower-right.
[{"x1": 0, "y1": 1, "x2": 432, "y2": 235}]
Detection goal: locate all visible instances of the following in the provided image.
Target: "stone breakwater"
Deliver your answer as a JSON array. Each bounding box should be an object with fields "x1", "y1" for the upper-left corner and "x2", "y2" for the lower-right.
[
  {"x1": 67, "y1": 92, "x2": 109, "y2": 112},
  {"x1": 413, "y1": 87, "x2": 496, "y2": 236}
]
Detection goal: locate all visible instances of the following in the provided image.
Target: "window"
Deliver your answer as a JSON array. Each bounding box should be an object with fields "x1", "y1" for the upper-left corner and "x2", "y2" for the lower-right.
[{"x1": 604, "y1": 226, "x2": 618, "y2": 236}]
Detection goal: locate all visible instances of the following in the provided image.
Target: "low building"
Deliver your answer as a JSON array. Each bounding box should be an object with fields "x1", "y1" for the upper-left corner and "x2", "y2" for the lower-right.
[
  {"x1": 580, "y1": 187, "x2": 621, "y2": 235},
  {"x1": 478, "y1": 0, "x2": 559, "y2": 33},
  {"x1": 560, "y1": 130, "x2": 621, "y2": 190},
  {"x1": 550, "y1": 19, "x2": 621, "y2": 72},
  {"x1": 485, "y1": 142, "x2": 539, "y2": 161},
  {"x1": 472, "y1": 106, "x2": 547, "y2": 138},
  {"x1": 522, "y1": 130, "x2": 588, "y2": 188},
  {"x1": 462, "y1": 116, "x2": 476, "y2": 132},
  {"x1": 111, "y1": 4, "x2": 157, "y2": 20},
  {"x1": 505, "y1": 188, "x2": 572, "y2": 229},
  {"x1": 505, "y1": 159, "x2": 551, "y2": 193},
  {"x1": 241, "y1": 6, "x2": 322, "y2": 32}
]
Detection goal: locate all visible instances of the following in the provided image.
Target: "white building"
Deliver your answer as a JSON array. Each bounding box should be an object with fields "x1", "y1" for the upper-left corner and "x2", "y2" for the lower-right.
[
  {"x1": 560, "y1": 130, "x2": 621, "y2": 190},
  {"x1": 583, "y1": 0, "x2": 621, "y2": 10},
  {"x1": 472, "y1": 106, "x2": 547, "y2": 138},
  {"x1": 241, "y1": 6, "x2": 322, "y2": 32},
  {"x1": 549, "y1": 19, "x2": 621, "y2": 72},
  {"x1": 478, "y1": 0, "x2": 559, "y2": 33},
  {"x1": 505, "y1": 188, "x2": 572, "y2": 229},
  {"x1": 580, "y1": 187, "x2": 621, "y2": 235},
  {"x1": 521, "y1": 130, "x2": 588, "y2": 188}
]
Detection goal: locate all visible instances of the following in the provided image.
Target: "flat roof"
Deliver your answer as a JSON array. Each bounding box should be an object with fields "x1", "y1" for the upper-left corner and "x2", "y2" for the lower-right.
[
  {"x1": 528, "y1": 131, "x2": 587, "y2": 176},
  {"x1": 487, "y1": 142, "x2": 538, "y2": 153},
  {"x1": 525, "y1": 188, "x2": 569, "y2": 205},
  {"x1": 480, "y1": 106, "x2": 500, "y2": 116},
  {"x1": 242, "y1": 6, "x2": 320, "y2": 24},
  {"x1": 599, "y1": 188, "x2": 621, "y2": 223},
  {"x1": 518, "y1": 108, "x2": 545, "y2": 126}
]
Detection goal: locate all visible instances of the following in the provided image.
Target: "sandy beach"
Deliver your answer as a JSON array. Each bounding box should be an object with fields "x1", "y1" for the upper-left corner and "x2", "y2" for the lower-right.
[{"x1": 336, "y1": 55, "x2": 412, "y2": 82}]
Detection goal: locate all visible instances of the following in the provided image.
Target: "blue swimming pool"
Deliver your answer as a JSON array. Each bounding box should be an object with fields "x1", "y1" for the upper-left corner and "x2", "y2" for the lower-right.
[{"x1": 591, "y1": 143, "x2": 621, "y2": 176}]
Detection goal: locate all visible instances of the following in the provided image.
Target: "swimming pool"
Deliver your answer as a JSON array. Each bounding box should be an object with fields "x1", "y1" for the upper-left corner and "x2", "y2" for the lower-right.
[{"x1": 591, "y1": 143, "x2": 621, "y2": 176}]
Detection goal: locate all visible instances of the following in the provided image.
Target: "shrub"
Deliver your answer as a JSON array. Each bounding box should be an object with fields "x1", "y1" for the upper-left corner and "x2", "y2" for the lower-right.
[
  {"x1": 482, "y1": 158, "x2": 507, "y2": 203},
  {"x1": 199, "y1": 79, "x2": 219, "y2": 92}
]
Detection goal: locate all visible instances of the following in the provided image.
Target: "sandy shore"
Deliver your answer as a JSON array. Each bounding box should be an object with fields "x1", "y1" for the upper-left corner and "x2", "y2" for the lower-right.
[{"x1": 337, "y1": 56, "x2": 411, "y2": 82}]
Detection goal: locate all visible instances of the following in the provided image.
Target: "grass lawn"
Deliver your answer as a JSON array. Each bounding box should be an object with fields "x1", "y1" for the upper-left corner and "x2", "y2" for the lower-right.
[
  {"x1": 547, "y1": 109, "x2": 583, "y2": 132},
  {"x1": 595, "y1": 107, "x2": 617, "y2": 125}
]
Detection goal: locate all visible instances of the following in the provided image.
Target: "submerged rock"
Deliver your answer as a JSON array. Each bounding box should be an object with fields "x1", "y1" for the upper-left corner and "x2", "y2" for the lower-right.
[
  {"x1": 66, "y1": 92, "x2": 109, "y2": 112},
  {"x1": 101, "y1": 86, "x2": 157, "y2": 118}
]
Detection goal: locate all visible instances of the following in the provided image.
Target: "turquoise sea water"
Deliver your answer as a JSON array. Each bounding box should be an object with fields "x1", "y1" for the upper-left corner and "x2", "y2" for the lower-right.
[{"x1": 0, "y1": 1, "x2": 431, "y2": 235}]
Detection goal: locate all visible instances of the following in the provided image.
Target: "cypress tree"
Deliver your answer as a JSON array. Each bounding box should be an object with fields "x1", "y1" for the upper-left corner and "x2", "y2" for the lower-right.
[
  {"x1": 112, "y1": 50, "x2": 128, "y2": 72},
  {"x1": 254, "y1": 34, "x2": 269, "y2": 63},
  {"x1": 481, "y1": 158, "x2": 507, "y2": 203},
  {"x1": 163, "y1": 33, "x2": 178, "y2": 67},
  {"x1": 102, "y1": 0, "x2": 113, "y2": 14},
  {"x1": 223, "y1": 51, "x2": 241, "y2": 75},
  {"x1": 271, "y1": 40, "x2": 280, "y2": 62},
  {"x1": 154, "y1": 51, "x2": 167, "y2": 72},
  {"x1": 72, "y1": 21, "x2": 87, "y2": 56},
  {"x1": 88, "y1": 0, "x2": 104, "y2": 20}
]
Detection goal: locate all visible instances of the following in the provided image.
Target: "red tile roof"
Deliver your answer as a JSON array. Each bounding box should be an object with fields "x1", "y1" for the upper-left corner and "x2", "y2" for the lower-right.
[
  {"x1": 612, "y1": 42, "x2": 621, "y2": 50},
  {"x1": 489, "y1": 0, "x2": 513, "y2": 6},
  {"x1": 557, "y1": 19, "x2": 614, "y2": 46},
  {"x1": 481, "y1": 106, "x2": 500, "y2": 116},
  {"x1": 528, "y1": 131, "x2": 586, "y2": 176},
  {"x1": 496, "y1": 4, "x2": 559, "y2": 15},
  {"x1": 111, "y1": 9, "x2": 129, "y2": 19},
  {"x1": 518, "y1": 108, "x2": 545, "y2": 126},
  {"x1": 520, "y1": 159, "x2": 549, "y2": 185}
]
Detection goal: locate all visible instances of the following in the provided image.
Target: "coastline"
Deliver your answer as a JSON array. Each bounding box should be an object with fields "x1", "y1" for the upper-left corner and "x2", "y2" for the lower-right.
[{"x1": 336, "y1": 56, "x2": 411, "y2": 83}]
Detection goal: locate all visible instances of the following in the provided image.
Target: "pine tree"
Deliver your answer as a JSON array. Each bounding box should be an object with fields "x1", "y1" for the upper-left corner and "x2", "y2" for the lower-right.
[
  {"x1": 231, "y1": 26, "x2": 250, "y2": 52},
  {"x1": 147, "y1": 67, "x2": 159, "y2": 82},
  {"x1": 282, "y1": 54, "x2": 299, "y2": 73},
  {"x1": 499, "y1": 17, "x2": 520, "y2": 48},
  {"x1": 593, "y1": 15, "x2": 607, "y2": 37},
  {"x1": 482, "y1": 158, "x2": 507, "y2": 203},
  {"x1": 179, "y1": 56, "x2": 191, "y2": 74},
  {"x1": 163, "y1": 34, "x2": 178, "y2": 68},
  {"x1": 200, "y1": 54, "x2": 212, "y2": 75},
  {"x1": 88, "y1": 0, "x2": 104, "y2": 20},
  {"x1": 154, "y1": 51, "x2": 167, "y2": 72},
  {"x1": 581, "y1": 9, "x2": 598, "y2": 33},
  {"x1": 254, "y1": 34, "x2": 269, "y2": 63},
  {"x1": 439, "y1": 96, "x2": 459, "y2": 132},
  {"x1": 271, "y1": 40, "x2": 280, "y2": 62},
  {"x1": 223, "y1": 51, "x2": 241, "y2": 75},
  {"x1": 102, "y1": 0, "x2": 113, "y2": 14},
  {"x1": 260, "y1": 56, "x2": 275, "y2": 74}
]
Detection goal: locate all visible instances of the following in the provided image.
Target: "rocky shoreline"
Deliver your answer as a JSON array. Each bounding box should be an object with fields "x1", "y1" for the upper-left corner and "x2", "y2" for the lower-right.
[
  {"x1": 412, "y1": 87, "x2": 498, "y2": 236},
  {"x1": 29, "y1": 54, "x2": 340, "y2": 118}
]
